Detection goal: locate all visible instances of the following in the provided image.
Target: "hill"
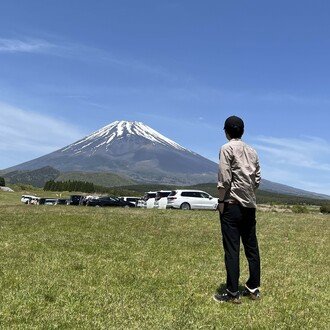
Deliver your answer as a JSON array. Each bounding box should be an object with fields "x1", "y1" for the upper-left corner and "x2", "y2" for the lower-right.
[
  {"x1": 3, "y1": 166, "x2": 60, "y2": 188},
  {"x1": 3, "y1": 166, "x2": 137, "y2": 189},
  {"x1": 56, "y1": 171, "x2": 136, "y2": 187}
]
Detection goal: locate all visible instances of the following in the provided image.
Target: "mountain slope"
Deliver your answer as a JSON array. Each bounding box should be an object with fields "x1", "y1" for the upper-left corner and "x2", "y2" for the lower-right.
[
  {"x1": 259, "y1": 179, "x2": 330, "y2": 200},
  {"x1": 3, "y1": 166, "x2": 60, "y2": 188},
  {"x1": 56, "y1": 171, "x2": 136, "y2": 187},
  {"x1": 3, "y1": 120, "x2": 329, "y2": 199},
  {"x1": 4, "y1": 121, "x2": 217, "y2": 185}
]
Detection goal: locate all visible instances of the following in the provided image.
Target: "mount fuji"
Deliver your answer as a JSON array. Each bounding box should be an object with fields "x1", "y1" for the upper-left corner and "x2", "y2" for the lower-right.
[{"x1": 4, "y1": 121, "x2": 217, "y2": 184}]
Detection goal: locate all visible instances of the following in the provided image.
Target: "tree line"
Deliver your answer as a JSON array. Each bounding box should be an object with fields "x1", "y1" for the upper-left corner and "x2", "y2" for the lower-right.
[
  {"x1": 44, "y1": 180, "x2": 96, "y2": 193},
  {"x1": 43, "y1": 179, "x2": 140, "y2": 197}
]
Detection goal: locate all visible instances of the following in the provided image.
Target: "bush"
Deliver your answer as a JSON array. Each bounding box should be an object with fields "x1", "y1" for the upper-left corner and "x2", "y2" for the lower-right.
[
  {"x1": 320, "y1": 205, "x2": 330, "y2": 214},
  {"x1": 291, "y1": 205, "x2": 309, "y2": 214},
  {"x1": 0, "y1": 177, "x2": 5, "y2": 187}
]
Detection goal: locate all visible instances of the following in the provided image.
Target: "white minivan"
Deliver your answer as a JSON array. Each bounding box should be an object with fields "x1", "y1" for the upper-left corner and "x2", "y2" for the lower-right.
[
  {"x1": 166, "y1": 190, "x2": 218, "y2": 210},
  {"x1": 21, "y1": 195, "x2": 38, "y2": 204},
  {"x1": 142, "y1": 191, "x2": 157, "y2": 209},
  {"x1": 154, "y1": 190, "x2": 172, "y2": 209}
]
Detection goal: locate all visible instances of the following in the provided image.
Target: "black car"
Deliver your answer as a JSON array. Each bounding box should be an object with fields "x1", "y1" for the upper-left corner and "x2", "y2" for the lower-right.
[
  {"x1": 86, "y1": 196, "x2": 135, "y2": 207},
  {"x1": 67, "y1": 195, "x2": 84, "y2": 205},
  {"x1": 55, "y1": 198, "x2": 68, "y2": 205}
]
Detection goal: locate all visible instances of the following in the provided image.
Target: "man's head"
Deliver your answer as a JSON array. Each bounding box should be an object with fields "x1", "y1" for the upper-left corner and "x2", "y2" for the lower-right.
[{"x1": 224, "y1": 116, "x2": 244, "y2": 139}]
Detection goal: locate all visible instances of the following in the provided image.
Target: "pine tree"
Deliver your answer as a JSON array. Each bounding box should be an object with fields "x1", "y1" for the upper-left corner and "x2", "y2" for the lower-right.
[{"x1": 0, "y1": 177, "x2": 5, "y2": 186}]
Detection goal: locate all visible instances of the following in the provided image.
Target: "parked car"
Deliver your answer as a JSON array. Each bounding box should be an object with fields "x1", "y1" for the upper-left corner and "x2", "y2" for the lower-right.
[
  {"x1": 39, "y1": 198, "x2": 58, "y2": 205},
  {"x1": 55, "y1": 198, "x2": 68, "y2": 205},
  {"x1": 136, "y1": 198, "x2": 145, "y2": 208},
  {"x1": 67, "y1": 195, "x2": 84, "y2": 205},
  {"x1": 30, "y1": 197, "x2": 41, "y2": 205},
  {"x1": 86, "y1": 196, "x2": 135, "y2": 207},
  {"x1": 81, "y1": 195, "x2": 99, "y2": 206},
  {"x1": 166, "y1": 190, "x2": 218, "y2": 210},
  {"x1": 120, "y1": 196, "x2": 142, "y2": 207},
  {"x1": 154, "y1": 190, "x2": 172, "y2": 209},
  {"x1": 142, "y1": 191, "x2": 157, "y2": 208},
  {"x1": 21, "y1": 195, "x2": 38, "y2": 204}
]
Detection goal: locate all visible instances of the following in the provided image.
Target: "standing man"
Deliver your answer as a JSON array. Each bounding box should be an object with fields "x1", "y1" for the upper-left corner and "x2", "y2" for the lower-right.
[{"x1": 214, "y1": 116, "x2": 261, "y2": 304}]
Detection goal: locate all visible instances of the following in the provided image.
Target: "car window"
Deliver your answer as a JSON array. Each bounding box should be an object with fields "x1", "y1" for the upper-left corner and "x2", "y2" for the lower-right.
[
  {"x1": 160, "y1": 192, "x2": 171, "y2": 198},
  {"x1": 200, "y1": 192, "x2": 210, "y2": 198},
  {"x1": 168, "y1": 191, "x2": 177, "y2": 197},
  {"x1": 181, "y1": 192, "x2": 195, "y2": 197}
]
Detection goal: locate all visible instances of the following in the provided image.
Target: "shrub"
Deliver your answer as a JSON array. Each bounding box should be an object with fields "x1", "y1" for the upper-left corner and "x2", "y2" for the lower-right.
[
  {"x1": 291, "y1": 205, "x2": 309, "y2": 214},
  {"x1": 0, "y1": 177, "x2": 5, "y2": 187},
  {"x1": 320, "y1": 205, "x2": 330, "y2": 214}
]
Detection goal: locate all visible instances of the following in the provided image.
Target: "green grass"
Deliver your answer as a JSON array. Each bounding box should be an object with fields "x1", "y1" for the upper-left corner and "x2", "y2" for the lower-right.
[{"x1": 0, "y1": 191, "x2": 329, "y2": 329}]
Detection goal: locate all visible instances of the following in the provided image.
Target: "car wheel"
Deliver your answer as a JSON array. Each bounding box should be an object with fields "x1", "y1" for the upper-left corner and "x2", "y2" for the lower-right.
[{"x1": 180, "y1": 202, "x2": 191, "y2": 210}]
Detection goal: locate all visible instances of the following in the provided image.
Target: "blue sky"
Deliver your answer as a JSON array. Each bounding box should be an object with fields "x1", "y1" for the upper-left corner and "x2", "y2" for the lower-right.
[{"x1": 0, "y1": 0, "x2": 329, "y2": 195}]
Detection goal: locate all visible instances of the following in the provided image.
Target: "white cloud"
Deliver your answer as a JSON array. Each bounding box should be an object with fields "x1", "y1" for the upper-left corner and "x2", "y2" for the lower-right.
[
  {"x1": 251, "y1": 135, "x2": 330, "y2": 195},
  {"x1": 0, "y1": 102, "x2": 84, "y2": 168},
  {"x1": 253, "y1": 135, "x2": 330, "y2": 172},
  {"x1": 0, "y1": 36, "x2": 180, "y2": 81},
  {"x1": 0, "y1": 38, "x2": 54, "y2": 53}
]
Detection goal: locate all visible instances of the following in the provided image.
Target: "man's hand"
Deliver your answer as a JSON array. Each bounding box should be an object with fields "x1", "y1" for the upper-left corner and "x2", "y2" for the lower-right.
[
  {"x1": 216, "y1": 202, "x2": 224, "y2": 214},
  {"x1": 217, "y1": 187, "x2": 226, "y2": 214}
]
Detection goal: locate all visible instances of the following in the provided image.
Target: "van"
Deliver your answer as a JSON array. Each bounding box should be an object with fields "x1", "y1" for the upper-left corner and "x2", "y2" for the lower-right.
[
  {"x1": 21, "y1": 195, "x2": 38, "y2": 204},
  {"x1": 142, "y1": 191, "x2": 157, "y2": 209},
  {"x1": 154, "y1": 190, "x2": 172, "y2": 209}
]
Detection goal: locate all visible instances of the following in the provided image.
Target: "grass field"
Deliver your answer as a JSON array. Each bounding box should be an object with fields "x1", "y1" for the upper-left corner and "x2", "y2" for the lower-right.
[{"x1": 0, "y1": 191, "x2": 329, "y2": 329}]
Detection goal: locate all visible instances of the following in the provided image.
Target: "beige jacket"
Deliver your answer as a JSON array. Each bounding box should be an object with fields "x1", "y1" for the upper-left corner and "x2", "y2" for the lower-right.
[{"x1": 217, "y1": 139, "x2": 261, "y2": 208}]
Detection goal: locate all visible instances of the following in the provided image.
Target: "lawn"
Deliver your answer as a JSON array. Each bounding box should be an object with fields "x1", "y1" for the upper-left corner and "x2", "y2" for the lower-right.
[{"x1": 0, "y1": 191, "x2": 329, "y2": 329}]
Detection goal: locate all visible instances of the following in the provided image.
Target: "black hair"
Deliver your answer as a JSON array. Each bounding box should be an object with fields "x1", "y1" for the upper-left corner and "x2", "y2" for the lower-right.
[{"x1": 225, "y1": 126, "x2": 244, "y2": 139}]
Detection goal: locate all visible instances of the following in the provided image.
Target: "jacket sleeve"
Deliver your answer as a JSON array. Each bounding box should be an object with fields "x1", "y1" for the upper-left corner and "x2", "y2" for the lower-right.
[{"x1": 217, "y1": 146, "x2": 232, "y2": 191}]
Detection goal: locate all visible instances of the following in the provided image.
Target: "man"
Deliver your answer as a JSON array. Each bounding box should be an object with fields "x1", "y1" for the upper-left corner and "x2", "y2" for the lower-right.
[{"x1": 214, "y1": 116, "x2": 261, "y2": 304}]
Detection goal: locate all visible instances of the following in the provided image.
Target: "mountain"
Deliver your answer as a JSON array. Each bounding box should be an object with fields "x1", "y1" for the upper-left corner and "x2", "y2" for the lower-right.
[
  {"x1": 3, "y1": 167, "x2": 136, "y2": 188},
  {"x1": 3, "y1": 120, "x2": 329, "y2": 199},
  {"x1": 3, "y1": 121, "x2": 217, "y2": 185},
  {"x1": 56, "y1": 171, "x2": 136, "y2": 187},
  {"x1": 259, "y1": 179, "x2": 330, "y2": 200},
  {"x1": 3, "y1": 166, "x2": 60, "y2": 188}
]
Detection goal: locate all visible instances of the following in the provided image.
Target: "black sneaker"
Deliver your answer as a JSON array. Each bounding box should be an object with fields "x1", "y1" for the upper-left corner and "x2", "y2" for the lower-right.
[
  {"x1": 242, "y1": 286, "x2": 260, "y2": 300},
  {"x1": 213, "y1": 291, "x2": 241, "y2": 304}
]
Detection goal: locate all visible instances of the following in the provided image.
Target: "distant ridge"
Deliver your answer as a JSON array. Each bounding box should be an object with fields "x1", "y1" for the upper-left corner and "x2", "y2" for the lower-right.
[{"x1": 259, "y1": 179, "x2": 330, "y2": 200}]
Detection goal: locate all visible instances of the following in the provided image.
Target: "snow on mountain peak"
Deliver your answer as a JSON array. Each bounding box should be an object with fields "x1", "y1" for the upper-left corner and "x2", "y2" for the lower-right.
[{"x1": 61, "y1": 120, "x2": 190, "y2": 153}]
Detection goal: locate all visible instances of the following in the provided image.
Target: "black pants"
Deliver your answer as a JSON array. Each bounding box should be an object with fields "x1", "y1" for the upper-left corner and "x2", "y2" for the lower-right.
[{"x1": 220, "y1": 203, "x2": 260, "y2": 293}]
